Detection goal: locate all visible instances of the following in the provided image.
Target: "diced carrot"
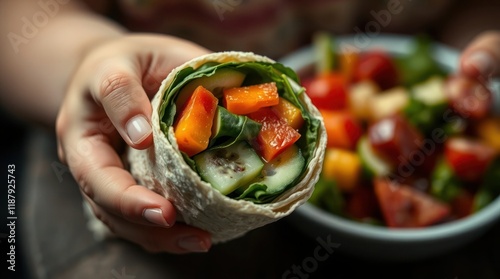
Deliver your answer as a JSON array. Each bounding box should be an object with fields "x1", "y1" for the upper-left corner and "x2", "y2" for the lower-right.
[
  {"x1": 248, "y1": 107, "x2": 301, "y2": 162},
  {"x1": 174, "y1": 85, "x2": 218, "y2": 157},
  {"x1": 272, "y1": 97, "x2": 304, "y2": 130},
  {"x1": 223, "y1": 82, "x2": 279, "y2": 115},
  {"x1": 323, "y1": 148, "x2": 361, "y2": 192}
]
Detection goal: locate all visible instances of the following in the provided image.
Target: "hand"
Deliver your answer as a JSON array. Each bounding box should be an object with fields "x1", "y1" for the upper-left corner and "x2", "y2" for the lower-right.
[
  {"x1": 56, "y1": 34, "x2": 212, "y2": 253},
  {"x1": 459, "y1": 31, "x2": 500, "y2": 79},
  {"x1": 445, "y1": 31, "x2": 500, "y2": 118}
]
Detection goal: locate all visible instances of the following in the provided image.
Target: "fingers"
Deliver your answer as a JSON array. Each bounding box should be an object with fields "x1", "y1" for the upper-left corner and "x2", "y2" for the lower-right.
[
  {"x1": 64, "y1": 130, "x2": 176, "y2": 227},
  {"x1": 89, "y1": 35, "x2": 210, "y2": 150},
  {"x1": 91, "y1": 60, "x2": 154, "y2": 149},
  {"x1": 85, "y1": 196, "x2": 211, "y2": 254},
  {"x1": 459, "y1": 31, "x2": 500, "y2": 79}
]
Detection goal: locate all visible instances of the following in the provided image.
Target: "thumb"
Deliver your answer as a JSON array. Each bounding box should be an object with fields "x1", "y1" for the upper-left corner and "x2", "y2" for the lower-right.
[
  {"x1": 91, "y1": 59, "x2": 154, "y2": 149},
  {"x1": 460, "y1": 31, "x2": 500, "y2": 79}
]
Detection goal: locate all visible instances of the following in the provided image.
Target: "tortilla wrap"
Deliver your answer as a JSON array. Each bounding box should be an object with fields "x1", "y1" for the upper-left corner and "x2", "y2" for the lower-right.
[{"x1": 88, "y1": 51, "x2": 326, "y2": 243}]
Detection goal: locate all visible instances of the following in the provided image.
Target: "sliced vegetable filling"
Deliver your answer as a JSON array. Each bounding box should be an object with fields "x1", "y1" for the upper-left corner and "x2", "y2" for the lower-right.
[{"x1": 159, "y1": 60, "x2": 321, "y2": 203}]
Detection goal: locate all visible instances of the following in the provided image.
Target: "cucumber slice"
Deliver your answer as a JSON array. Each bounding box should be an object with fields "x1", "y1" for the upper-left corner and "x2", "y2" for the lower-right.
[
  {"x1": 194, "y1": 141, "x2": 264, "y2": 195},
  {"x1": 357, "y1": 136, "x2": 392, "y2": 178},
  {"x1": 253, "y1": 145, "x2": 305, "y2": 194},
  {"x1": 211, "y1": 106, "x2": 261, "y2": 141},
  {"x1": 176, "y1": 69, "x2": 246, "y2": 109}
]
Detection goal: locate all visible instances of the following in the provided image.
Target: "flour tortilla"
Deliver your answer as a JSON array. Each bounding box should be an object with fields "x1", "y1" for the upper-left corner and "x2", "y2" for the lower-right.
[{"x1": 128, "y1": 51, "x2": 326, "y2": 243}]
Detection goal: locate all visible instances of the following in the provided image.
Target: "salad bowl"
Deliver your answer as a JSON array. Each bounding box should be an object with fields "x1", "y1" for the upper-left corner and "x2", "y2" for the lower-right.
[{"x1": 281, "y1": 34, "x2": 500, "y2": 261}]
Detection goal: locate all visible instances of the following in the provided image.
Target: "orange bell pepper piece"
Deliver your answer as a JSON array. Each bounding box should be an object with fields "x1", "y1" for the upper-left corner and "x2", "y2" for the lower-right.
[
  {"x1": 223, "y1": 82, "x2": 279, "y2": 115},
  {"x1": 174, "y1": 85, "x2": 218, "y2": 157}
]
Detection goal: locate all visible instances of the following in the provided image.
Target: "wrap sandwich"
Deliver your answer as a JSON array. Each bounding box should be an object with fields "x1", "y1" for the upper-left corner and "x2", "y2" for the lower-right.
[{"x1": 126, "y1": 51, "x2": 326, "y2": 243}]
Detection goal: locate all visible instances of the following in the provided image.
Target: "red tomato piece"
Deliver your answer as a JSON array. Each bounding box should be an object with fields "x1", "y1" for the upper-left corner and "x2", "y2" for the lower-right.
[
  {"x1": 368, "y1": 114, "x2": 423, "y2": 166},
  {"x1": 374, "y1": 178, "x2": 451, "y2": 228},
  {"x1": 248, "y1": 107, "x2": 301, "y2": 161},
  {"x1": 302, "y1": 73, "x2": 348, "y2": 111},
  {"x1": 444, "y1": 137, "x2": 496, "y2": 182},
  {"x1": 444, "y1": 75, "x2": 492, "y2": 120},
  {"x1": 354, "y1": 50, "x2": 399, "y2": 90},
  {"x1": 320, "y1": 110, "x2": 363, "y2": 150}
]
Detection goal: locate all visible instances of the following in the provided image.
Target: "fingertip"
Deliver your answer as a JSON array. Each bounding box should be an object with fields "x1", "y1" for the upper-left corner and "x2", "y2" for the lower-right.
[
  {"x1": 125, "y1": 114, "x2": 153, "y2": 148},
  {"x1": 177, "y1": 230, "x2": 212, "y2": 253},
  {"x1": 461, "y1": 50, "x2": 496, "y2": 78}
]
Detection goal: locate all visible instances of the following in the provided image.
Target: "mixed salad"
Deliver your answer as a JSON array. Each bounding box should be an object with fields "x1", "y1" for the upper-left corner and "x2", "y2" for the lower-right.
[{"x1": 305, "y1": 33, "x2": 500, "y2": 228}]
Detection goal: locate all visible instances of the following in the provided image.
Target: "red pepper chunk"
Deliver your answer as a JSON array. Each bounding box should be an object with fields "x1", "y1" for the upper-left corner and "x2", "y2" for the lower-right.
[
  {"x1": 223, "y1": 82, "x2": 279, "y2": 115},
  {"x1": 174, "y1": 85, "x2": 218, "y2": 157},
  {"x1": 248, "y1": 107, "x2": 301, "y2": 162}
]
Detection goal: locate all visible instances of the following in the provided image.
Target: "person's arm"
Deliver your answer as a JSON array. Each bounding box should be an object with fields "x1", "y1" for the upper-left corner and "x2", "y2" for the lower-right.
[
  {"x1": 0, "y1": 0, "x2": 212, "y2": 253},
  {"x1": 0, "y1": 0, "x2": 124, "y2": 127}
]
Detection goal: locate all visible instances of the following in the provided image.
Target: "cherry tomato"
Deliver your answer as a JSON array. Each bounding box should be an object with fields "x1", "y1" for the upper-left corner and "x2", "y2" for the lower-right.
[
  {"x1": 444, "y1": 137, "x2": 496, "y2": 182},
  {"x1": 320, "y1": 110, "x2": 363, "y2": 150},
  {"x1": 303, "y1": 73, "x2": 347, "y2": 111},
  {"x1": 354, "y1": 50, "x2": 399, "y2": 90},
  {"x1": 368, "y1": 114, "x2": 424, "y2": 166},
  {"x1": 374, "y1": 178, "x2": 450, "y2": 228},
  {"x1": 444, "y1": 75, "x2": 492, "y2": 120}
]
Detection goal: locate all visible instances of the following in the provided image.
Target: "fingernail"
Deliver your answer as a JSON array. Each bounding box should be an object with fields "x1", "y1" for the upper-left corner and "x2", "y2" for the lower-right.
[
  {"x1": 126, "y1": 115, "x2": 152, "y2": 144},
  {"x1": 466, "y1": 51, "x2": 495, "y2": 77},
  {"x1": 143, "y1": 208, "x2": 170, "y2": 227},
  {"x1": 178, "y1": 236, "x2": 209, "y2": 253}
]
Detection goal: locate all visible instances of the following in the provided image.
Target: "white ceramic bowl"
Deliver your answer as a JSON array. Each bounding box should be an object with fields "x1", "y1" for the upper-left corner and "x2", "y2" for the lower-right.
[{"x1": 281, "y1": 34, "x2": 500, "y2": 262}]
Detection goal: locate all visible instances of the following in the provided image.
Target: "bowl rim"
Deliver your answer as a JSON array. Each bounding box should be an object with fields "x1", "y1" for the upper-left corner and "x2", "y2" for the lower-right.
[{"x1": 280, "y1": 33, "x2": 500, "y2": 241}]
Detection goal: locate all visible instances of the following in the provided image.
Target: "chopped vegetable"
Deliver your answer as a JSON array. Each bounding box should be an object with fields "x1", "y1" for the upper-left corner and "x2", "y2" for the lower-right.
[
  {"x1": 354, "y1": 50, "x2": 399, "y2": 90},
  {"x1": 430, "y1": 158, "x2": 463, "y2": 202},
  {"x1": 395, "y1": 35, "x2": 447, "y2": 87},
  {"x1": 223, "y1": 82, "x2": 279, "y2": 115},
  {"x1": 320, "y1": 110, "x2": 362, "y2": 150},
  {"x1": 444, "y1": 137, "x2": 496, "y2": 182},
  {"x1": 369, "y1": 86, "x2": 410, "y2": 121},
  {"x1": 210, "y1": 106, "x2": 262, "y2": 146},
  {"x1": 303, "y1": 73, "x2": 348, "y2": 111},
  {"x1": 403, "y1": 76, "x2": 449, "y2": 136},
  {"x1": 374, "y1": 178, "x2": 450, "y2": 228},
  {"x1": 248, "y1": 107, "x2": 301, "y2": 162},
  {"x1": 476, "y1": 117, "x2": 500, "y2": 153},
  {"x1": 348, "y1": 80, "x2": 379, "y2": 121},
  {"x1": 313, "y1": 31, "x2": 335, "y2": 74},
  {"x1": 194, "y1": 141, "x2": 264, "y2": 195},
  {"x1": 339, "y1": 50, "x2": 359, "y2": 83},
  {"x1": 357, "y1": 136, "x2": 393, "y2": 178},
  {"x1": 323, "y1": 148, "x2": 361, "y2": 192},
  {"x1": 174, "y1": 85, "x2": 218, "y2": 157},
  {"x1": 176, "y1": 68, "x2": 246, "y2": 109},
  {"x1": 368, "y1": 114, "x2": 424, "y2": 166},
  {"x1": 247, "y1": 144, "x2": 305, "y2": 195},
  {"x1": 272, "y1": 97, "x2": 304, "y2": 130}
]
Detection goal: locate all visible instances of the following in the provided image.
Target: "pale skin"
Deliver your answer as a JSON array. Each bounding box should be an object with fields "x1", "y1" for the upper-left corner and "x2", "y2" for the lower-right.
[{"x1": 0, "y1": 0, "x2": 499, "y2": 254}]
